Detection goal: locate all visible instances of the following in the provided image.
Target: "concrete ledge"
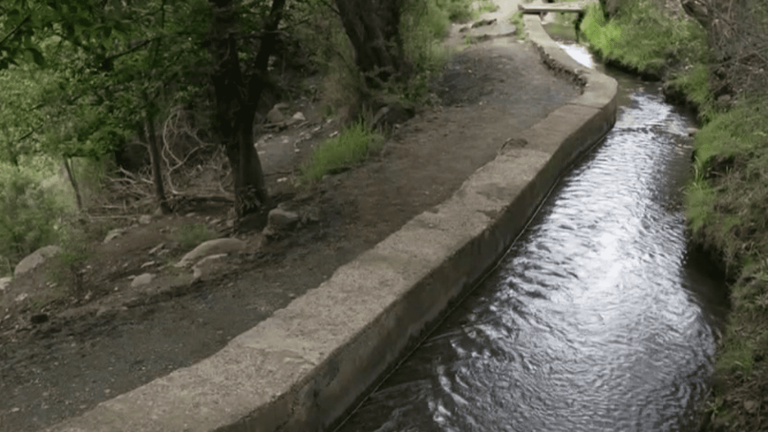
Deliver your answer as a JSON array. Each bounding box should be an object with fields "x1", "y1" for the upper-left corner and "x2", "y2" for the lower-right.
[{"x1": 47, "y1": 16, "x2": 618, "y2": 432}]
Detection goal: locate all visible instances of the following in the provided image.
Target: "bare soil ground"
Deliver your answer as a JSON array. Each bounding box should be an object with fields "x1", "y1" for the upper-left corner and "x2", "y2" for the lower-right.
[{"x1": 0, "y1": 20, "x2": 580, "y2": 432}]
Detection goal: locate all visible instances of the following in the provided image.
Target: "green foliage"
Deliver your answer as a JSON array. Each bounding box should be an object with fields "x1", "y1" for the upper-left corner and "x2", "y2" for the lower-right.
[
  {"x1": 400, "y1": 0, "x2": 453, "y2": 103},
  {"x1": 476, "y1": 0, "x2": 499, "y2": 14},
  {"x1": 717, "y1": 335, "x2": 754, "y2": 377},
  {"x1": 435, "y1": 0, "x2": 475, "y2": 23},
  {"x1": 47, "y1": 216, "x2": 91, "y2": 292},
  {"x1": 580, "y1": 1, "x2": 708, "y2": 76},
  {"x1": 175, "y1": 223, "x2": 215, "y2": 249},
  {"x1": 509, "y1": 11, "x2": 526, "y2": 40},
  {"x1": 685, "y1": 98, "x2": 768, "y2": 269},
  {"x1": 300, "y1": 122, "x2": 384, "y2": 183},
  {"x1": 0, "y1": 161, "x2": 69, "y2": 265},
  {"x1": 667, "y1": 63, "x2": 714, "y2": 119}
]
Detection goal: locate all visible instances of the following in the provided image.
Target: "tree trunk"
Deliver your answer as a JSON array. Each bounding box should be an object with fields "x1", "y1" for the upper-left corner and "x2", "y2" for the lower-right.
[
  {"x1": 333, "y1": 0, "x2": 406, "y2": 89},
  {"x1": 680, "y1": 0, "x2": 711, "y2": 29},
  {"x1": 208, "y1": 0, "x2": 285, "y2": 217},
  {"x1": 63, "y1": 157, "x2": 83, "y2": 211},
  {"x1": 143, "y1": 93, "x2": 170, "y2": 214}
]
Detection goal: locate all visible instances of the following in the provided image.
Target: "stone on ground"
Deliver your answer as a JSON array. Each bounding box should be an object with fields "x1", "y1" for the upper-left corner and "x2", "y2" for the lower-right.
[
  {"x1": 14, "y1": 245, "x2": 61, "y2": 277},
  {"x1": 267, "y1": 208, "x2": 300, "y2": 230},
  {"x1": 174, "y1": 238, "x2": 246, "y2": 267},
  {"x1": 103, "y1": 228, "x2": 126, "y2": 244},
  {"x1": 130, "y1": 273, "x2": 155, "y2": 288}
]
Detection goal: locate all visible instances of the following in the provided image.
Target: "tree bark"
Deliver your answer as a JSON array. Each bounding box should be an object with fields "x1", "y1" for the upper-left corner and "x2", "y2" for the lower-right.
[
  {"x1": 143, "y1": 93, "x2": 170, "y2": 214},
  {"x1": 680, "y1": 0, "x2": 711, "y2": 29},
  {"x1": 333, "y1": 0, "x2": 406, "y2": 89},
  {"x1": 63, "y1": 157, "x2": 83, "y2": 211},
  {"x1": 208, "y1": 0, "x2": 284, "y2": 217}
]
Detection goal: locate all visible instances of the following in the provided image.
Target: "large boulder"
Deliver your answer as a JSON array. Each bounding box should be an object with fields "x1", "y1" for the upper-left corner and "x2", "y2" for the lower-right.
[
  {"x1": 174, "y1": 238, "x2": 246, "y2": 268},
  {"x1": 14, "y1": 246, "x2": 61, "y2": 277}
]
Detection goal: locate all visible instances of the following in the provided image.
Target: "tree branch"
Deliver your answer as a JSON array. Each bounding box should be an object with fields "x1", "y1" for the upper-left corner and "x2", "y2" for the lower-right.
[{"x1": 0, "y1": 14, "x2": 32, "y2": 49}]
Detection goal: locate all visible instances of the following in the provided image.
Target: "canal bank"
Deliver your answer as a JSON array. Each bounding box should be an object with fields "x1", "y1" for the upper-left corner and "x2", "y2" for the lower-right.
[{"x1": 44, "y1": 16, "x2": 618, "y2": 432}]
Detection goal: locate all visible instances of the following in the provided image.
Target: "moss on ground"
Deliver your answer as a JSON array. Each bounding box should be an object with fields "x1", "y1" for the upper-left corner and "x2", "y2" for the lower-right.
[{"x1": 581, "y1": 1, "x2": 768, "y2": 430}]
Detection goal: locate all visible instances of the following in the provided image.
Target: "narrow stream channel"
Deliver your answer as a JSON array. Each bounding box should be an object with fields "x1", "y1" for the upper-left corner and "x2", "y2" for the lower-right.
[{"x1": 335, "y1": 45, "x2": 729, "y2": 432}]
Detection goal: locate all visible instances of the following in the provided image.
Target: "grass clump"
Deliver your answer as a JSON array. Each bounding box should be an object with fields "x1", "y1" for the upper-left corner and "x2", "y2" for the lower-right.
[
  {"x1": 685, "y1": 97, "x2": 768, "y2": 430},
  {"x1": 510, "y1": 11, "x2": 526, "y2": 40},
  {"x1": 580, "y1": 1, "x2": 707, "y2": 77},
  {"x1": 301, "y1": 122, "x2": 384, "y2": 183},
  {"x1": 176, "y1": 224, "x2": 215, "y2": 249}
]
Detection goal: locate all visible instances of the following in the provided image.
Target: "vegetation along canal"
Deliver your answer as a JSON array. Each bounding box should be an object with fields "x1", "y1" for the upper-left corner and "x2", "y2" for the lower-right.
[{"x1": 335, "y1": 45, "x2": 729, "y2": 432}]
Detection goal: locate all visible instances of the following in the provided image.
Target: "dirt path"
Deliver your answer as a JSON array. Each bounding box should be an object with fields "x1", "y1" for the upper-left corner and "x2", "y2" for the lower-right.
[{"x1": 0, "y1": 14, "x2": 581, "y2": 432}]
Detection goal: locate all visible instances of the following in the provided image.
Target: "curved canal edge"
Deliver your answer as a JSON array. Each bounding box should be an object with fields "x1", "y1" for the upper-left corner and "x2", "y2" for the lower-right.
[{"x1": 45, "y1": 17, "x2": 617, "y2": 432}]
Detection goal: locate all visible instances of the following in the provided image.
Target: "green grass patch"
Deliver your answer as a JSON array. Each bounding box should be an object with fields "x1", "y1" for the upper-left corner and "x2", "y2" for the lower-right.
[
  {"x1": 509, "y1": 11, "x2": 526, "y2": 41},
  {"x1": 717, "y1": 337, "x2": 755, "y2": 377},
  {"x1": 476, "y1": 0, "x2": 499, "y2": 14},
  {"x1": 580, "y1": 1, "x2": 707, "y2": 77},
  {"x1": 301, "y1": 122, "x2": 384, "y2": 183},
  {"x1": 175, "y1": 224, "x2": 215, "y2": 250}
]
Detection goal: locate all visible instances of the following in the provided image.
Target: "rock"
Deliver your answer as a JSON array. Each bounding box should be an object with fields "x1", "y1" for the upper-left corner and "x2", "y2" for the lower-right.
[
  {"x1": 0, "y1": 276, "x2": 11, "y2": 292},
  {"x1": 175, "y1": 238, "x2": 246, "y2": 267},
  {"x1": 471, "y1": 18, "x2": 496, "y2": 28},
  {"x1": 291, "y1": 111, "x2": 306, "y2": 122},
  {"x1": 30, "y1": 313, "x2": 49, "y2": 325},
  {"x1": 130, "y1": 273, "x2": 155, "y2": 288},
  {"x1": 14, "y1": 246, "x2": 61, "y2": 277},
  {"x1": 716, "y1": 94, "x2": 735, "y2": 109},
  {"x1": 744, "y1": 400, "x2": 759, "y2": 414},
  {"x1": 148, "y1": 243, "x2": 165, "y2": 255},
  {"x1": 191, "y1": 254, "x2": 228, "y2": 281},
  {"x1": 267, "y1": 208, "x2": 300, "y2": 230},
  {"x1": 138, "y1": 214, "x2": 152, "y2": 225},
  {"x1": 140, "y1": 261, "x2": 156, "y2": 268},
  {"x1": 372, "y1": 97, "x2": 415, "y2": 130},
  {"x1": 686, "y1": 127, "x2": 699, "y2": 137},
  {"x1": 103, "y1": 228, "x2": 126, "y2": 244},
  {"x1": 266, "y1": 106, "x2": 285, "y2": 124},
  {"x1": 301, "y1": 206, "x2": 321, "y2": 224}
]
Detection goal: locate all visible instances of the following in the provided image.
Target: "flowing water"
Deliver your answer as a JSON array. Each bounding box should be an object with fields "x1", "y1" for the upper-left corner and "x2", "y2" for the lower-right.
[{"x1": 335, "y1": 44, "x2": 728, "y2": 432}]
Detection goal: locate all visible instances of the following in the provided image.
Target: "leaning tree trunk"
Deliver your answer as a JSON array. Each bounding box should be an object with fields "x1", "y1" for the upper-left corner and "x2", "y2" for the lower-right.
[
  {"x1": 333, "y1": 0, "x2": 406, "y2": 89},
  {"x1": 63, "y1": 157, "x2": 83, "y2": 211}
]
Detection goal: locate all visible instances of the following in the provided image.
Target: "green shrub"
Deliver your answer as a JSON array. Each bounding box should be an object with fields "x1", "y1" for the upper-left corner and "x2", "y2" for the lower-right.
[
  {"x1": 176, "y1": 223, "x2": 215, "y2": 250},
  {"x1": 301, "y1": 122, "x2": 384, "y2": 183},
  {"x1": 667, "y1": 63, "x2": 714, "y2": 119},
  {"x1": 401, "y1": 0, "x2": 452, "y2": 103},
  {"x1": 685, "y1": 98, "x2": 768, "y2": 268},
  {"x1": 510, "y1": 11, "x2": 526, "y2": 40},
  {"x1": 0, "y1": 163, "x2": 68, "y2": 267}
]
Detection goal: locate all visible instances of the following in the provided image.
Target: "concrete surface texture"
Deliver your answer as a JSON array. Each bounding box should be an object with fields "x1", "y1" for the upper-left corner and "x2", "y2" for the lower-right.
[{"x1": 45, "y1": 15, "x2": 618, "y2": 432}]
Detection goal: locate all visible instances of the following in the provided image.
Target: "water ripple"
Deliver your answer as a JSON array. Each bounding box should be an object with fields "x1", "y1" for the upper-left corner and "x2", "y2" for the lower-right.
[{"x1": 338, "y1": 59, "x2": 726, "y2": 432}]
